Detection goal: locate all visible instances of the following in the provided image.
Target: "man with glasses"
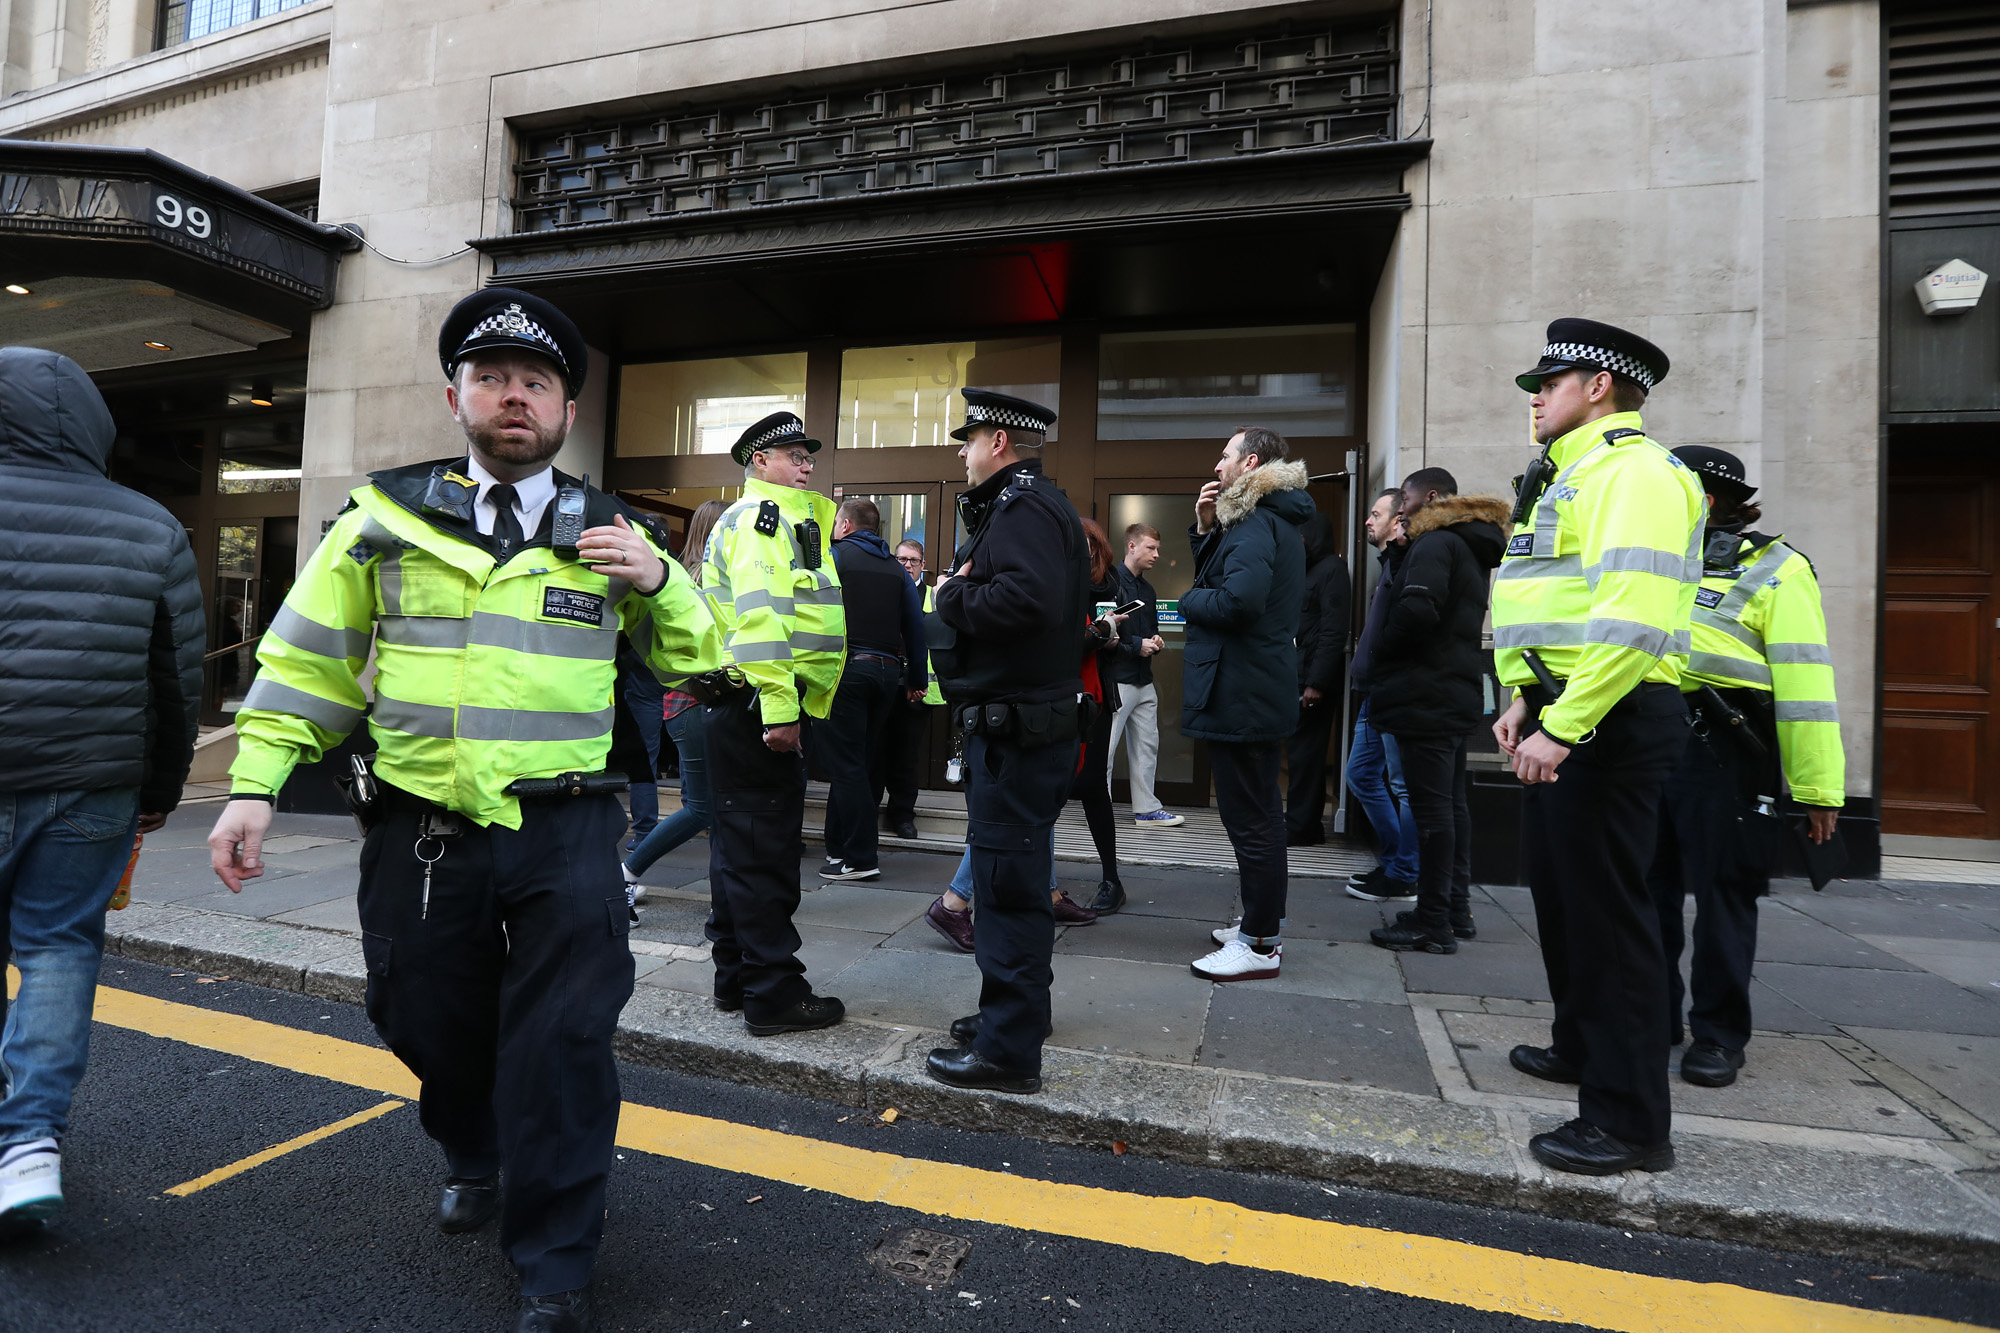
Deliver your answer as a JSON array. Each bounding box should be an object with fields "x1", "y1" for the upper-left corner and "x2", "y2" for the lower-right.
[
  {"x1": 698, "y1": 412, "x2": 849, "y2": 1037},
  {"x1": 879, "y1": 539, "x2": 941, "y2": 842}
]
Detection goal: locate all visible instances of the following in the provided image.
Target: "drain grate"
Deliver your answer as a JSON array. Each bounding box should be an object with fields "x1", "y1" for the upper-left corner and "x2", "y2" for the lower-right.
[{"x1": 869, "y1": 1227, "x2": 974, "y2": 1287}]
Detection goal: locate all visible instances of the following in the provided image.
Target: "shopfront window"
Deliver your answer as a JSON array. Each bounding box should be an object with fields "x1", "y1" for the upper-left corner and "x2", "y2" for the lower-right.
[
  {"x1": 1097, "y1": 325, "x2": 1355, "y2": 440},
  {"x1": 839, "y1": 339, "x2": 1060, "y2": 449},
  {"x1": 617, "y1": 354, "x2": 808, "y2": 456},
  {"x1": 1107, "y1": 494, "x2": 1199, "y2": 790}
]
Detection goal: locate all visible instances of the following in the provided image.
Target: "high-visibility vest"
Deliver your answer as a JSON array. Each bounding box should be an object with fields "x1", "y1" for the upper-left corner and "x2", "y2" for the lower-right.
[
  {"x1": 230, "y1": 476, "x2": 723, "y2": 828},
  {"x1": 920, "y1": 585, "x2": 945, "y2": 706},
  {"x1": 1686, "y1": 535, "x2": 1844, "y2": 807},
  {"x1": 1491, "y1": 410, "x2": 1705, "y2": 743},
  {"x1": 703, "y1": 478, "x2": 846, "y2": 723}
]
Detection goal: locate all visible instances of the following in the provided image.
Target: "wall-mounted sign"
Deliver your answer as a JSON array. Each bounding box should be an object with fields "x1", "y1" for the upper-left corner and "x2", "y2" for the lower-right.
[{"x1": 1916, "y1": 258, "x2": 1988, "y2": 316}]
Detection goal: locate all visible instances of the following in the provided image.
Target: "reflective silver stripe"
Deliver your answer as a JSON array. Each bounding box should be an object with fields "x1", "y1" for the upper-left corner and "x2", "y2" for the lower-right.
[
  {"x1": 1590, "y1": 546, "x2": 1697, "y2": 585},
  {"x1": 240, "y1": 678, "x2": 366, "y2": 732},
  {"x1": 1492, "y1": 622, "x2": 1585, "y2": 649},
  {"x1": 372, "y1": 696, "x2": 456, "y2": 738},
  {"x1": 1717, "y1": 542, "x2": 1793, "y2": 619},
  {"x1": 795, "y1": 579, "x2": 843, "y2": 606},
  {"x1": 379, "y1": 615, "x2": 472, "y2": 649},
  {"x1": 1526, "y1": 438, "x2": 1616, "y2": 558},
  {"x1": 1689, "y1": 651, "x2": 1771, "y2": 686},
  {"x1": 734, "y1": 589, "x2": 797, "y2": 615},
  {"x1": 269, "y1": 604, "x2": 372, "y2": 661},
  {"x1": 607, "y1": 576, "x2": 633, "y2": 605},
  {"x1": 457, "y1": 704, "x2": 615, "y2": 743},
  {"x1": 468, "y1": 613, "x2": 619, "y2": 661},
  {"x1": 626, "y1": 616, "x2": 656, "y2": 661},
  {"x1": 358, "y1": 516, "x2": 405, "y2": 615},
  {"x1": 789, "y1": 631, "x2": 846, "y2": 653},
  {"x1": 1766, "y1": 641, "x2": 1832, "y2": 666},
  {"x1": 1497, "y1": 555, "x2": 1580, "y2": 582},
  {"x1": 1694, "y1": 606, "x2": 1765, "y2": 653},
  {"x1": 1583, "y1": 618, "x2": 1688, "y2": 657},
  {"x1": 1774, "y1": 700, "x2": 1839, "y2": 723},
  {"x1": 728, "y1": 640, "x2": 793, "y2": 664}
]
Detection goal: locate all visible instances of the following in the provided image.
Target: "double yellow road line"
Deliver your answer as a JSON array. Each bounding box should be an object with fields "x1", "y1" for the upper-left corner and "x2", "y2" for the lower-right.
[{"x1": 82, "y1": 982, "x2": 1985, "y2": 1333}]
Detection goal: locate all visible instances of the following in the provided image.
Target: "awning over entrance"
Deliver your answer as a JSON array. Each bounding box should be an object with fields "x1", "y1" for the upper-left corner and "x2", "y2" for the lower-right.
[{"x1": 0, "y1": 140, "x2": 356, "y2": 371}]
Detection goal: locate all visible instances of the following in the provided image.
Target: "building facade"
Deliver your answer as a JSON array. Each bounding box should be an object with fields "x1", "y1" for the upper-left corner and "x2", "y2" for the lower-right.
[{"x1": 2, "y1": 0, "x2": 1946, "y2": 867}]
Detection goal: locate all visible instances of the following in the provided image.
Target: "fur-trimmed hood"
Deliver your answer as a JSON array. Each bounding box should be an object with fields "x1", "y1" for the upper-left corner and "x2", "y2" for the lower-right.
[
  {"x1": 1215, "y1": 458, "x2": 1313, "y2": 529},
  {"x1": 1404, "y1": 494, "x2": 1510, "y2": 569}
]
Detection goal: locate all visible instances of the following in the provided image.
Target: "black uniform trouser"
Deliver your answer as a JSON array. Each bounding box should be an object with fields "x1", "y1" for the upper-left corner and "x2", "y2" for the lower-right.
[
  {"x1": 705, "y1": 689, "x2": 813, "y2": 1018},
  {"x1": 878, "y1": 698, "x2": 928, "y2": 826},
  {"x1": 356, "y1": 789, "x2": 633, "y2": 1298},
  {"x1": 1646, "y1": 716, "x2": 1774, "y2": 1054},
  {"x1": 1284, "y1": 686, "x2": 1343, "y2": 840},
  {"x1": 820, "y1": 654, "x2": 902, "y2": 869},
  {"x1": 966, "y1": 731, "x2": 1078, "y2": 1075},
  {"x1": 1522, "y1": 682, "x2": 1687, "y2": 1148},
  {"x1": 1395, "y1": 731, "x2": 1472, "y2": 930}
]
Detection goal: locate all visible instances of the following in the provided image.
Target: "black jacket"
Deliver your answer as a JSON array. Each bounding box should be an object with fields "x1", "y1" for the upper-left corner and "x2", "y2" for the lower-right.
[
  {"x1": 1108, "y1": 563, "x2": 1158, "y2": 687},
  {"x1": 1179, "y1": 459, "x2": 1314, "y2": 744},
  {"x1": 1295, "y1": 513, "x2": 1351, "y2": 693},
  {"x1": 833, "y1": 529, "x2": 927, "y2": 692},
  {"x1": 1365, "y1": 495, "x2": 1510, "y2": 740},
  {"x1": 0, "y1": 347, "x2": 204, "y2": 810}
]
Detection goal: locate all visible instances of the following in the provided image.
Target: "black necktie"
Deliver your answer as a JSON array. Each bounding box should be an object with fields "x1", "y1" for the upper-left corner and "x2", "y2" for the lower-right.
[{"x1": 488, "y1": 482, "x2": 524, "y2": 552}]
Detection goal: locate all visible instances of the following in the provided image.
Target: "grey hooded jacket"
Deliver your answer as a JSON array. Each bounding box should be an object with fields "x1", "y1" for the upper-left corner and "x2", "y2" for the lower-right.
[{"x1": 0, "y1": 347, "x2": 205, "y2": 810}]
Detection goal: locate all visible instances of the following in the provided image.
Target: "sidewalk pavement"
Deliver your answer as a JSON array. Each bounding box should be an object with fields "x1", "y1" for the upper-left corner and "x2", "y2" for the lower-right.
[{"x1": 107, "y1": 799, "x2": 2000, "y2": 1277}]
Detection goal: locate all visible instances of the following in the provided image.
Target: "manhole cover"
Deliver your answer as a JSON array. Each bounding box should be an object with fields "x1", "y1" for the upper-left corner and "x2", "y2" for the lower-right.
[{"x1": 869, "y1": 1227, "x2": 974, "y2": 1286}]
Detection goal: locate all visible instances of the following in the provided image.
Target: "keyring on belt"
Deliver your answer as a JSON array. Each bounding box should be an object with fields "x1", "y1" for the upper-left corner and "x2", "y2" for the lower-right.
[{"x1": 416, "y1": 834, "x2": 445, "y2": 920}]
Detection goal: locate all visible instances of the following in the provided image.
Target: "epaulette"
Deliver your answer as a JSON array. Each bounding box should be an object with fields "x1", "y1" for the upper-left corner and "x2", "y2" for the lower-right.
[{"x1": 755, "y1": 500, "x2": 781, "y2": 536}]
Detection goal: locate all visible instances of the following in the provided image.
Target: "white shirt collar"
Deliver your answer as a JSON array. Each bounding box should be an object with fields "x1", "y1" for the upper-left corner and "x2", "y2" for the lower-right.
[{"x1": 463, "y1": 455, "x2": 557, "y2": 537}]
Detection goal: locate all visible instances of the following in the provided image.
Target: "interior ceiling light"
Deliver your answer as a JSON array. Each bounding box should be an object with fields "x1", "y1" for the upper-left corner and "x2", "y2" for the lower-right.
[
  {"x1": 143, "y1": 340, "x2": 172, "y2": 351},
  {"x1": 4, "y1": 284, "x2": 29, "y2": 296},
  {"x1": 249, "y1": 378, "x2": 275, "y2": 408}
]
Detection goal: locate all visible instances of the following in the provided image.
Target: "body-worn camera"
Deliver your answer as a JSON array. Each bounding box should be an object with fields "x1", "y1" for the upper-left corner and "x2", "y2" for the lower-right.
[
  {"x1": 421, "y1": 466, "x2": 478, "y2": 522},
  {"x1": 552, "y1": 474, "x2": 590, "y2": 559}
]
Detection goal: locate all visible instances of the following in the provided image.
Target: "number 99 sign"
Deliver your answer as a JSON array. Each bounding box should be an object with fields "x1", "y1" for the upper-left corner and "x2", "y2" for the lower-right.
[{"x1": 153, "y1": 192, "x2": 213, "y2": 241}]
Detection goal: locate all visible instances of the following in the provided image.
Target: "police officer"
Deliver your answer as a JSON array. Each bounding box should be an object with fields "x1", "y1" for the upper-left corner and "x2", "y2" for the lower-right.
[
  {"x1": 1649, "y1": 448, "x2": 1843, "y2": 1088},
  {"x1": 925, "y1": 389, "x2": 1090, "y2": 1095},
  {"x1": 207, "y1": 288, "x2": 722, "y2": 1333},
  {"x1": 699, "y1": 412, "x2": 848, "y2": 1036},
  {"x1": 1491, "y1": 319, "x2": 1705, "y2": 1176}
]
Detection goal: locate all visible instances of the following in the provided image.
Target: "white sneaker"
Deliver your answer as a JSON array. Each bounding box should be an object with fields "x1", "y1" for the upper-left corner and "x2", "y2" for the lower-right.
[
  {"x1": 621, "y1": 863, "x2": 647, "y2": 905},
  {"x1": 1190, "y1": 939, "x2": 1281, "y2": 982},
  {"x1": 1211, "y1": 921, "x2": 1243, "y2": 946},
  {"x1": 0, "y1": 1139, "x2": 61, "y2": 1229}
]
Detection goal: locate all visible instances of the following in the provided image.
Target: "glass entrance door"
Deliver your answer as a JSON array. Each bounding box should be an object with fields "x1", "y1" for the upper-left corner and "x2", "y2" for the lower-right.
[{"x1": 1100, "y1": 487, "x2": 1212, "y2": 809}]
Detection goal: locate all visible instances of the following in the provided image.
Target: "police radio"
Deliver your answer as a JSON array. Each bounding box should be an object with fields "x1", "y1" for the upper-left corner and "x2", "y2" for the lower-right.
[
  {"x1": 553, "y1": 474, "x2": 591, "y2": 559},
  {"x1": 421, "y1": 466, "x2": 478, "y2": 521}
]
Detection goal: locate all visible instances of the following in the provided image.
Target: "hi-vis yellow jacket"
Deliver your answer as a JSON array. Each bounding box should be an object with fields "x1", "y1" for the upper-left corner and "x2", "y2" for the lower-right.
[
  {"x1": 702, "y1": 478, "x2": 845, "y2": 724},
  {"x1": 1491, "y1": 411, "x2": 1705, "y2": 743},
  {"x1": 1685, "y1": 534, "x2": 1845, "y2": 808},
  {"x1": 230, "y1": 461, "x2": 722, "y2": 828}
]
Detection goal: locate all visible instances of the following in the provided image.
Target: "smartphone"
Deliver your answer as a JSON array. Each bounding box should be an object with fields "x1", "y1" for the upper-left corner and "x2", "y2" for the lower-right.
[{"x1": 1111, "y1": 599, "x2": 1145, "y2": 617}]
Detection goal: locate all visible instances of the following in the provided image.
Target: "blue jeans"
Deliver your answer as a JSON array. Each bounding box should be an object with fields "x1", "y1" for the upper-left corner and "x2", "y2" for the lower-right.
[
  {"x1": 950, "y1": 831, "x2": 1058, "y2": 897},
  {"x1": 1344, "y1": 700, "x2": 1416, "y2": 881},
  {"x1": 626, "y1": 708, "x2": 710, "y2": 874},
  {"x1": 623, "y1": 658, "x2": 667, "y2": 837},
  {"x1": 0, "y1": 788, "x2": 139, "y2": 1149}
]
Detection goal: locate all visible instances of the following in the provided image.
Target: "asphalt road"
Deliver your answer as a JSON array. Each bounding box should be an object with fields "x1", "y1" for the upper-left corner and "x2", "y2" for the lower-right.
[{"x1": 0, "y1": 957, "x2": 1995, "y2": 1333}]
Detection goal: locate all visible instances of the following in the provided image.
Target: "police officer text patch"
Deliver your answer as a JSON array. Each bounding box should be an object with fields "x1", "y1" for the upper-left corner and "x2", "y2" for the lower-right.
[
  {"x1": 1694, "y1": 586, "x2": 1725, "y2": 610},
  {"x1": 542, "y1": 587, "x2": 607, "y2": 625},
  {"x1": 1506, "y1": 533, "x2": 1534, "y2": 558}
]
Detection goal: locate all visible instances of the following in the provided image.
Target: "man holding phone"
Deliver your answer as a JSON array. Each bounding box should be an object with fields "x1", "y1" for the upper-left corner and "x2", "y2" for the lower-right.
[{"x1": 1108, "y1": 524, "x2": 1181, "y2": 828}]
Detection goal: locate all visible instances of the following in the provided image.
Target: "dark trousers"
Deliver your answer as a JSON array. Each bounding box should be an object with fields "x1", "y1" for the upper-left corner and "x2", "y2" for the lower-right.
[
  {"x1": 1395, "y1": 732, "x2": 1471, "y2": 930},
  {"x1": 622, "y1": 658, "x2": 666, "y2": 835},
  {"x1": 356, "y1": 790, "x2": 633, "y2": 1297},
  {"x1": 1209, "y1": 739, "x2": 1288, "y2": 941},
  {"x1": 820, "y1": 654, "x2": 902, "y2": 868},
  {"x1": 966, "y1": 731, "x2": 1078, "y2": 1075},
  {"x1": 705, "y1": 689, "x2": 812, "y2": 1018},
  {"x1": 878, "y1": 698, "x2": 929, "y2": 826},
  {"x1": 1522, "y1": 682, "x2": 1687, "y2": 1148},
  {"x1": 1069, "y1": 693, "x2": 1120, "y2": 885},
  {"x1": 1285, "y1": 687, "x2": 1342, "y2": 839},
  {"x1": 1646, "y1": 725, "x2": 1770, "y2": 1053}
]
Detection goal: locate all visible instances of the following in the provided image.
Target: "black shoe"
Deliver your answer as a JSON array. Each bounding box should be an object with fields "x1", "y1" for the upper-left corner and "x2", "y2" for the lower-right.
[
  {"x1": 1509, "y1": 1044, "x2": 1582, "y2": 1085},
  {"x1": 887, "y1": 819, "x2": 920, "y2": 840},
  {"x1": 1285, "y1": 827, "x2": 1324, "y2": 847},
  {"x1": 713, "y1": 993, "x2": 743, "y2": 1013},
  {"x1": 949, "y1": 1013, "x2": 1053, "y2": 1044},
  {"x1": 1395, "y1": 908, "x2": 1476, "y2": 940},
  {"x1": 436, "y1": 1174, "x2": 499, "y2": 1234},
  {"x1": 1346, "y1": 865, "x2": 1385, "y2": 889},
  {"x1": 744, "y1": 993, "x2": 845, "y2": 1036},
  {"x1": 1680, "y1": 1041, "x2": 1745, "y2": 1088},
  {"x1": 1529, "y1": 1119, "x2": 1674, "y2": 1176},
  {"x1": 515, "y1": 1288, "x2": 596, "y2": 1333},
  {"x1": 1346, "y1": 875, "x2": 1417, "y2": 903},
  {"x1": 1086, "y1": 879, "x2": 1127, "y2": 914},
  {"x1": 925, "y1": 1045, "x2": 1041, "y2": 1095},
  {"x1": 1370, "y1": 921, "x2": 1457, "y2": 954}
]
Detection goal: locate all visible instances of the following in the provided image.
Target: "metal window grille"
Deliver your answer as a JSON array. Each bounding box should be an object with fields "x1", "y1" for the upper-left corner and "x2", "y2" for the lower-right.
[
  {"x1": 1888, "y1": 5, "x2": 2000, "y2": 218},
  {"x1": 513, "y1": 21, "x2": 1398, "y2": 233},
  {"x1": 156, "y1": 0, "x2": 315, "y2": 50}
]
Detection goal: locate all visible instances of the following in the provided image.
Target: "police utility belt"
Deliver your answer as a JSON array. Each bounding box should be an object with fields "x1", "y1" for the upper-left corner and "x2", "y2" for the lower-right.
[
  {"x1": 336, "y1": 753, "x2": 627, "y2": 836},
  {"x1": 951, "y1": 694, "x2": 1093, "y2": 750}
]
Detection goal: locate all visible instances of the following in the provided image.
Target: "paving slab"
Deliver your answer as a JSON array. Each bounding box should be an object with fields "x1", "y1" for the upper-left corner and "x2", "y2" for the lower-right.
[
  {"x1": 1861, "y1": 935, "x2": 2000, "y2": 996},
  {"x1": 1271, "y1": 893, "x2": 1396, "y2": 943},
  {"x1": 257, "y1": 833, "x2": 354, "y2": 855},
  {"x1": 1747, "y1": 976, "x2": 1842, "y2": 1035},
  {"x1": 1844, "y1": 1028, "x2": 2000, "y2": 1132},
  {"x1": 1049, "y1": 955, "x2": 1212, "y2": 1062},
  {"x1": 812, "y1": 947, "x2": 983, "y2": 1033},
  {"x1": 630, "y1": 895, "x2": 714, "y2": 948},
  {"x1": 1053, "y1": 911, "x2": 1212, "y2": 966},
  {"x1": 1398, "y1": 940, "x2": 1553, "y2": 1002},
  {"x1": 1755, "y1": 905, "x2": 1924, "y2": 970},
  {"x1": 634, "y1": 958, "x2": 711, "y2": 999},
  {"x1": 615, "y1": 985, "x2": 887, "y2": 1106},
  {"x1": 624, "y1": 841, "x2": 712, "y2": 887},
  {"x1": 795, "y1": 923, "x2": 889, "y2": 983},
  {"x1": 1204, "y1": 990, "x2": 1435, "y2": 1095},
  {"x1": 1254, "y1": 938, "x2": 1408, "y2": 1006},
  {"x1": 1106, "y1": 875, "x2": 1241, "y2": 925},
  {"x1": 1757, "y1": 961, "x2": 2000, "y2": 1037},
  {"x1": 1786, "y1": 892, "x2": 1996, "y2": 942},
  {"x1": 270, "y1": 894, "x2": 361, "y2": 935},
  {"x1": 878, "y1": 913, "x2": 969, "y2": 956},
  {"x1": 791, "y1": 882, "x2": 931, "y2": 934},
  {"x1": 108, "y1": 909, "x2": 354, "y2": 992}
]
